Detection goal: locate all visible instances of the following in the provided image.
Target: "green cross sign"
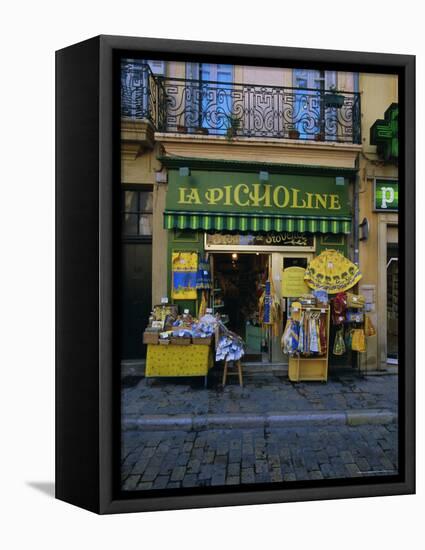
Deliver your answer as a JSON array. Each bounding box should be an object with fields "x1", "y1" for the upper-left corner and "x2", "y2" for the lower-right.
[{"x1": 370, "y1": 103, "x2": 398, "y2": 161}]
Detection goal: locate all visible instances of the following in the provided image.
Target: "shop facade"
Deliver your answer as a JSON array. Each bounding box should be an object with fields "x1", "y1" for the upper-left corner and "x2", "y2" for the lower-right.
[
  {"x1": 120, "y1": 60, "x2": 398, "y2": 371},
  {"x1": 161, "y1": 160, "x2": 355, "y2": 365}
]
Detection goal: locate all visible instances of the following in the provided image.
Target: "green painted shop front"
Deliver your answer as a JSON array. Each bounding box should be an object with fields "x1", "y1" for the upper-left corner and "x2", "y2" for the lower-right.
[{"x1": 163, "y1": 164, "x2": 354, "y2": 363}]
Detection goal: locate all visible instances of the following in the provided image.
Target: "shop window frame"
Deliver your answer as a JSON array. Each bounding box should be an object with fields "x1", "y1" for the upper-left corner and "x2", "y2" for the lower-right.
[{"x1": 121, "y1": 184, "x2": 153, "y2": 242}]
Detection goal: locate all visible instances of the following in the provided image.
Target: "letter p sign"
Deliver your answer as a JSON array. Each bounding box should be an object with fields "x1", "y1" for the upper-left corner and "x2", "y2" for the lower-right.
[
  {"x1": 374, "y1": 180, "x2": 398, "y2": 211},
  {"x1": 380, "y1": 186, "x2": 395, "y2": 209}
]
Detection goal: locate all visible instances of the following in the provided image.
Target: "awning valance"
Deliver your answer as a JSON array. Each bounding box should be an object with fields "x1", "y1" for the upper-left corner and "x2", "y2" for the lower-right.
[{"x1": 164, "y1": 211, "x2": 351, "y2": 234}]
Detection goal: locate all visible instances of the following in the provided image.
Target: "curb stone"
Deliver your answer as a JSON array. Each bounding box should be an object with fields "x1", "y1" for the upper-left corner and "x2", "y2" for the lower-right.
[{"x1": 123, "y1": 409, "x2": 397, "y2": 431}]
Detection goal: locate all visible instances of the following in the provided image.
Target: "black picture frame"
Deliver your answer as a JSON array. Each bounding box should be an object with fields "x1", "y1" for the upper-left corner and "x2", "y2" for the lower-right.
[{"x1": 56, "y1": 35, "x2": 415, "y2": 514}]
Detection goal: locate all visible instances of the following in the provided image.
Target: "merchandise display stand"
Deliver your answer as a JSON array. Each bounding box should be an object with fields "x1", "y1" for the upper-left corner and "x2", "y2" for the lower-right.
[
  {"x1": 288, "y1": 306, "x2": 330, "y2": 382},
  {"x1": 145, "y1": 343, "x2": 213, "y2": 388}
]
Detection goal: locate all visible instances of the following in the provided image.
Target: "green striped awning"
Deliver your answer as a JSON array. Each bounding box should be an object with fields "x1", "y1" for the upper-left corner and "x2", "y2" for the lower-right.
[{"x1": 164, "y1": 211, "x2": 351, "y2": 234}]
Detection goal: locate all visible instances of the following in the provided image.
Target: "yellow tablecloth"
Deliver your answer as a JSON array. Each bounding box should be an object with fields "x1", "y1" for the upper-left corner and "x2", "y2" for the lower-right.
[{"x1": 145, "y1": 344, "x2": 213, "y2": 377}]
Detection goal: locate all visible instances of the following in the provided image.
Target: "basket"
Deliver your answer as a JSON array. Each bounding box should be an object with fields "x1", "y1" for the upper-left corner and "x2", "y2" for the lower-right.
[
  {"x1": 170, "y1": 337, "x2": 191, "y2": 345},
  {"x1": 159, "y1": 338, "x2": 170, "y2": 345},
  {"x1": 143, "y1": 332, "x2": 159, "y2": 344},
  {"x1": 191, "y1": 337, "x2": 212, "y2": 346}
]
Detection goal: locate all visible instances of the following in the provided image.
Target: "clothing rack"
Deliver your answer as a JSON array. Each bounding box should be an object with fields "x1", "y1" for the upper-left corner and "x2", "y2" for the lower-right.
[{"x1": 288, "y1": 306, "x2": 330, "y2": 382}]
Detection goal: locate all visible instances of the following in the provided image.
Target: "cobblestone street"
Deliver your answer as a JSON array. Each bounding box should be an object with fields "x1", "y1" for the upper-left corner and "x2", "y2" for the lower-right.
[
  {"x1": 121, "y1": 372, "x2": 399, "y2": 491},
  {"x1": 122, "y1": 424, "x2": 398, "y2": 491}
]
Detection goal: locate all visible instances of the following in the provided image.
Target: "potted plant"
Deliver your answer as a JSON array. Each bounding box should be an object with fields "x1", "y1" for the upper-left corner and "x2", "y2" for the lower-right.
[
  {"x1": 176, "y1": 124, "x2": 187, "y2": 134},
  {"x1": 195, "y1": 126, "x2": 209, "y2": 135},
  {"x1": 324, "y1": 86, "x2": 345, "y2": 109},
  {"x1": 288, "y1": 126, "x2": 300, "y2": 139},
  {"x1": 226, "y1": 113, "x2": 241, "y2": 140}
]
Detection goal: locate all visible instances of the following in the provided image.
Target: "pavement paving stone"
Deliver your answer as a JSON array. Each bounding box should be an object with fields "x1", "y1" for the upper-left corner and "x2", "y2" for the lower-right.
[
  {"x1": 123, "y1": 374, "x2": 398, "y2": 418},
  {"x1": 226, "y1": 476, "x2": 240, "y2": 485},
  {"x1": 152, "y1": 476, "x2": 169, "y2": 489},
  {"x1": 170, "y1": 466, "x2": 186, "y2": 482},
  {"x1": 122, "y1": 475, "x2": 140, "y2": 490},
  {"x1": 141, "y1": 467, "x2": 160, "y2": 482},
  {"x1": 356, "y1": 457, "x2": 371, "y2": 473},
  {"x1": 121, "y1": 372, "x2": 399, "y2": 492},
  {"x1": 241, "y1": 468, "x2": 255, "y2": 484},
  {"x1": 121, "y1": 423, "x2": 398, "y2": 491}
]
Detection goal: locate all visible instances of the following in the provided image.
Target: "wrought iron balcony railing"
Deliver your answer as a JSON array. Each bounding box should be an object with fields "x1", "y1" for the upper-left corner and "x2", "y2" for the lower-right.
[{"x1": 121, "y1": 62, "x2": 361, "y2": 144}]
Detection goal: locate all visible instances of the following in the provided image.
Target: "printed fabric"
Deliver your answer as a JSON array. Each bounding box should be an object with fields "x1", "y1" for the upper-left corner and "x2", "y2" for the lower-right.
[
  {"x1": 172, "y1": 251, "x2": 198, "y2": 300},
  {"x1": 304, "y1": 249, "x2": 362, "y2": 294}
]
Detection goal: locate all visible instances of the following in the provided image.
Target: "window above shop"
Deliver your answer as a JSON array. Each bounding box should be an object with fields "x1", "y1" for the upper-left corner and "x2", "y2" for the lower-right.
[{"x1": 122, "y1": 189, "x2": 153, "y2": 238}]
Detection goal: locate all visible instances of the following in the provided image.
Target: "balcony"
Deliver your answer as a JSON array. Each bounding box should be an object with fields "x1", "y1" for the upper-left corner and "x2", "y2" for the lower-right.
[{"x1": 121, "y1": 63, "x2": 361, "y2": 145}]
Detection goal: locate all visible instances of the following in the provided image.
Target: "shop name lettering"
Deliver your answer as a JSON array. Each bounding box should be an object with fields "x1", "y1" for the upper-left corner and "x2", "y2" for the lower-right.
[{"x1": 177, "y1": 184, "x2": 342, "y2": 210}]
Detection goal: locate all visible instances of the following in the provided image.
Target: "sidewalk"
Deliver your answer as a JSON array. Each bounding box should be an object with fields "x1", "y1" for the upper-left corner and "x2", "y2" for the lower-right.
[
  {"x1": 121, "y1": 372, "x2": 398, "y2": 490},
  {"x1": 122, "y1": 370, "x2": 398, "y2": 427}
]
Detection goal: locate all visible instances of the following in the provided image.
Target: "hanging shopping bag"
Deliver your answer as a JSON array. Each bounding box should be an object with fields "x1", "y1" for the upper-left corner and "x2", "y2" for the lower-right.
[
  {"x1": 365, "y1": 315, "x2": 376, "y2": 337},
  {"x1": 333, "y1": 327, "x2": 346, "y2": 355},
  {"x1": 351, "y1": 329, "x2": 366, "y2": 352},
  {"x1": 344, "y1": 328, "x2": 354, "y2": 351},
  {"x1": 346, "y1": 292, "x2": 365, "y2": 308}
]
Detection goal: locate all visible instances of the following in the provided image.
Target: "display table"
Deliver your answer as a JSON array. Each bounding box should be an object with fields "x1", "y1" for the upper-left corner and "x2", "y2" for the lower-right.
[{"x1": 145, "y1": 344, "x2": 214, "y2": 387}]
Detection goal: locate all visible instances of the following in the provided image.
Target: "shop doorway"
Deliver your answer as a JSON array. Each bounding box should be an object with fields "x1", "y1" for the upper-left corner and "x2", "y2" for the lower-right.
[
  {"x1": 121, "y1": 242, "x2": 152, "y2": 359},
  {"x1": 211, "y1": 253, "x2": 270, "y2": 362},
  {"x1": 387, "y1": 241, "x2": 398, "y2": 364}
]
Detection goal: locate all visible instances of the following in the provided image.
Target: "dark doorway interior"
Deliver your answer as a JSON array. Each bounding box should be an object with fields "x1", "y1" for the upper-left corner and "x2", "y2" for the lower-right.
[
  {"x1": 121, "y1": 186, "x2": 153, "y2": 360},
  {"x1": 212, "y1": 253, "x2": 269, "y2": 360},
  {"x1": 387, "y1": 242, "x2": 398, "y2": 362},
  {"x1": 121, "y1": 242, "x2": 152, "y2": 359}
]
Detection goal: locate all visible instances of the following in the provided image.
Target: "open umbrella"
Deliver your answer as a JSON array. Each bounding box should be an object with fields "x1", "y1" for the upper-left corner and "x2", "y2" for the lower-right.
[{"x1": 304, "y1": 249, "x2": 362, "y2": 294}]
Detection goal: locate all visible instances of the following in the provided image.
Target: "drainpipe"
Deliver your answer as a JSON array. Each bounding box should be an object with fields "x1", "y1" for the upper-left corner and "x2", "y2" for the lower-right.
[{"x1": 353, "y1": 154, "x2": 360, "y2": 266}]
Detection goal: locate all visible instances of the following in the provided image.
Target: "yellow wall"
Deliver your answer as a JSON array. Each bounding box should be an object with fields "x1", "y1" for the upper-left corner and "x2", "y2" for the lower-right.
[{"x1": 358, "y1": 73, "x2": 398, "y2": 369}]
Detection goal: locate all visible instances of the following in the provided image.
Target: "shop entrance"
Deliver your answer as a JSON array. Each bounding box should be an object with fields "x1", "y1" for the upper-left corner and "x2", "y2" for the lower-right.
[
  {"x1": 387, "y1": 240, "x2": 398, "y2": 364},
  {"x1": 211, "y1": 250, "x2": 314, "y2": 363},
  {"x1": 211, "y1": 253, "x2": 270, "y2": 362}
]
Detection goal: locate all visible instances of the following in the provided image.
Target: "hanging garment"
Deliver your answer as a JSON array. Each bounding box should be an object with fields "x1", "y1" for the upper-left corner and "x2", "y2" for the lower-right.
[
  {"x1": 196, "y1": 254, "x2": 212, "y2": 289},
  {"x1": 198, "y1": 290, "x2": 208, "y2": 318},
  {"x1": 309, "y1": 312, "x2": 320, "y2": 353},
  {"x1": 332, "y1": 292, "x2": 347, "y2": 325},
  {"x1": 304, "y1": 249, "x2": 362, "y2": 294},
  {"x1": 319, "y1": 313, "x2": 327, "y2": 355},
  {"x1": 259, "y1": 278, "x2": 281, "y2": 337},
  {"x1": 281, "y1": 319, "x2": 300, "y2": 355},
  {"x1": 298, "y1": 312, "x2": 305, "y2": 353}
]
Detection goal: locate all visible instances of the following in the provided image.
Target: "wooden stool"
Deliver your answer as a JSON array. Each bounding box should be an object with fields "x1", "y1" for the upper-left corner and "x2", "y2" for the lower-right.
[{"x1": 222, "y1": 359, "x2": 243, "y2": 387}]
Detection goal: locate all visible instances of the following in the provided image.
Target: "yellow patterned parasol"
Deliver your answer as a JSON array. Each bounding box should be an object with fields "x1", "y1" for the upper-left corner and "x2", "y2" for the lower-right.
[{"x1": 304, "y1": 249, "x2": 362, "y2": 294}]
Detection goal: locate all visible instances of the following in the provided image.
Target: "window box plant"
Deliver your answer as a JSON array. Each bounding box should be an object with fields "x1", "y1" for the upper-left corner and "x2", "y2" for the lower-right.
[
  {"x1": 324, "y1": 86, "x2": 345, "y2": 109},
  {"x1": 226, "y1": 113, "x2": 242, "y2": 140}
]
